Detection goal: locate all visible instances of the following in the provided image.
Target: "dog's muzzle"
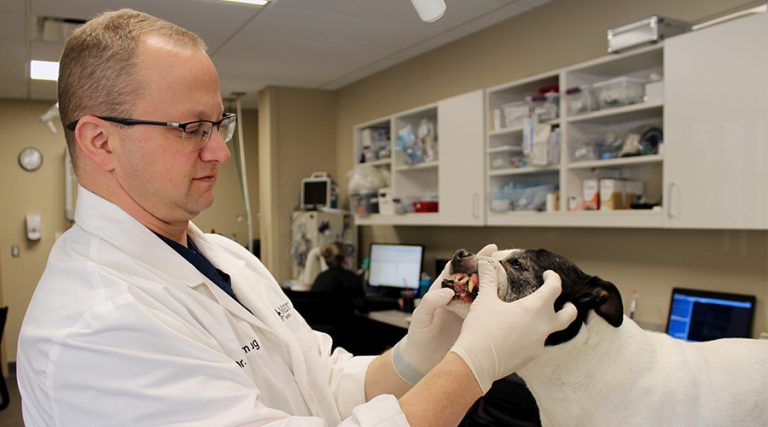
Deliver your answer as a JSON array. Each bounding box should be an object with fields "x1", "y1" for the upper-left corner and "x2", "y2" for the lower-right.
[{"x1": 442, "y1": 249, "x2": 480, "y2": 303}]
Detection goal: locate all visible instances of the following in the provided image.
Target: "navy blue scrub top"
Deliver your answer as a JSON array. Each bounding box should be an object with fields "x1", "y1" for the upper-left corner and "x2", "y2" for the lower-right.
[{"x1": 155, "y1": 232, "x2": 246, "y2": 308}]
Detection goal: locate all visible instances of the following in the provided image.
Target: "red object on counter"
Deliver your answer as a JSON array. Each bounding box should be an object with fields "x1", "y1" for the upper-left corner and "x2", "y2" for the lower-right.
[{"x1": 413, "y1": 200, "x2": 438, "y2": 213}]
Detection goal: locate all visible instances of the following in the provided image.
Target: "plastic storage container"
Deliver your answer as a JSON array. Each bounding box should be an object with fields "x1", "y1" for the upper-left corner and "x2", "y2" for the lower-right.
[
  {"x1": 489, "y1": 151, "x2": 526, "y2": 170},
  {"x1": 377, "y1": 188, "x2": 395, "y2": 215},
  {"x1": 592, "y1": 77, "x2": 646, "y2": 109},
  {"x1": 565, "y1": 85, "x2": 596, "y2": 115},
  {"x1": 350, "y1": 191, "x2": 379, "y2": 215},
  {"x1": 526, "y1": 92, "x2": 559, "y2": 121},
  {"x1": 413, "y1": 200, "x2": 438, "y2": 213},
  {"x1": 501, "y1": 102, "x2": 529, "y2": 129}
]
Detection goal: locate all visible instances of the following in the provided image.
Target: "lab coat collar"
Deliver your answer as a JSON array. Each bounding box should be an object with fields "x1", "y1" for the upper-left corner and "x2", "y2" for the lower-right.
[{"x1": 73, "y1": 186, "x2": 263, "y2": 329}]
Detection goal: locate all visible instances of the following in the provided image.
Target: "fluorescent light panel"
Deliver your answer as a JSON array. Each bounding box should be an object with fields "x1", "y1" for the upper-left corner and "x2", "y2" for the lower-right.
[
  {"x1": 220, "y1": 0, "x2": 270, "y2": 5},
  {"x1": 30, "y1": 60, "x2": 60, "y2": 81}
]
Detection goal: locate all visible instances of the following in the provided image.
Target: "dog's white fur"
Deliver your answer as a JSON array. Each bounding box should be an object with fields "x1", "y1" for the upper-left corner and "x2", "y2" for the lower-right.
[
  {"x1": 519, "y1": 312, "x2": 768, "y2": 426},
  {"x1": 447, "y1": 250, "x2": 768, "y2": 426}
]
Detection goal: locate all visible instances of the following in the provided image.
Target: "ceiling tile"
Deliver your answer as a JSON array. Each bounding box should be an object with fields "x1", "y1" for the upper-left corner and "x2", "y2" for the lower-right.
[{"x1": 6, "y1": 0, "x2": 552, "y2": 103}]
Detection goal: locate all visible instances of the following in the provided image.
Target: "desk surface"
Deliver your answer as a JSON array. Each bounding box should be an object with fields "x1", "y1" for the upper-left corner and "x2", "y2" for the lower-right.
[{"x1": 367, "y1": 310, "x2": 411, "y2": 329}]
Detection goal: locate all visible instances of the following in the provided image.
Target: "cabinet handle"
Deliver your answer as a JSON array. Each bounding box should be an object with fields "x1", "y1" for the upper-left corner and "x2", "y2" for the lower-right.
[
  {"x1": 667, "y1": 182, "x2": 677, "y2": 219},
  {"x1": 473, "y1": 193, "x2": 480, "y2": 218}
]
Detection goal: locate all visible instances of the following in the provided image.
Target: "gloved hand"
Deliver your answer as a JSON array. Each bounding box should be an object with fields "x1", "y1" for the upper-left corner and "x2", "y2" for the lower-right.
[
  {"x1": 391, "y1": 244, "x2": 498, "y2": 384},
  {"x1": 450, "y1": 262, "x2": 577, "y2": 394}
]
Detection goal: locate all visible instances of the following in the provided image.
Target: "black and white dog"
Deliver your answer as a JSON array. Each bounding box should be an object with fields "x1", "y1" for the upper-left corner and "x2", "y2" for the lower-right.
[{"x1": 443, "y1": 248, "x2": 768, "y2": 427}]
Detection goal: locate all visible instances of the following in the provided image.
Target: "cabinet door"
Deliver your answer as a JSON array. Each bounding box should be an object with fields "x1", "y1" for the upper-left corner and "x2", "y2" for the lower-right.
[
  {"x1": 664, "y1": 14, "x2": 768, "y2": 229},
  {"x1": 438, "y1": 90, "x2": 485, "y2": 225}
]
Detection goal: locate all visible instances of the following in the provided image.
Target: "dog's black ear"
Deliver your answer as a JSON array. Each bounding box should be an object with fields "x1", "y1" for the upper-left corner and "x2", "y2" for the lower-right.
[{"x1": 574, "y1": 277, "x2": 623, "y2": 327}]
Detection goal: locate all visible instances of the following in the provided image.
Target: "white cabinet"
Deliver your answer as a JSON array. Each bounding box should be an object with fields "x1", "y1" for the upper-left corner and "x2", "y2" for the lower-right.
[
  {"x1": 664, "y1": 14, "x2": 768, "y2": 229},
  {"x1": 352, "y1": 90, "x2": 485, "y2": 226},
  {"x1": 349, "y1": 14, "x2": 768, "y2": 230},
  {"x1": 438, "y1": 90, "x2": 485, "y2": 225},
  {"x1": 486, "y1": 45, "x2": 665, "y2": 227}
]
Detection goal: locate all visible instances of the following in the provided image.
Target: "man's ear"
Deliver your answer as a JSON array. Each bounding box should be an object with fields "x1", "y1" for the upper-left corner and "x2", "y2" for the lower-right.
[
  {"x1": 73, "y1": 115, "x2": 117, "y2": 172},
  {"x1": 574, "y1": 276, "x2": 624, "y2": 327}
]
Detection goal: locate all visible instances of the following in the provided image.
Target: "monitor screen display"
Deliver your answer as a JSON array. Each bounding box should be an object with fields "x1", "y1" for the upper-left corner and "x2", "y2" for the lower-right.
[
  {"x1": 368, "y1": 243, "x2": 424, "y2": 289},
  {"x1": 666, "y1": 287, "x2": 756, "y2": 342},
  {"x1": 302, "y1": 180, "x2": 329, "y2": 208}
]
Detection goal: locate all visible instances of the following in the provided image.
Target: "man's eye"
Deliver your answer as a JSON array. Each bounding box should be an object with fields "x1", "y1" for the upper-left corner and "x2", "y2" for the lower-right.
[{"x1": 185, "y1": 124, "x2": 203, "y2": 136}]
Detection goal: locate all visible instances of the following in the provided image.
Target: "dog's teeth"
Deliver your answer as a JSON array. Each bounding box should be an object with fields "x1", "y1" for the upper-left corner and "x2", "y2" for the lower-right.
[
  {"x1": 458, "y1": 277, "x2": 468, "y2": 284},
  {"x1": 468, "y1": 280, "x2": 475, "y2": 293}
]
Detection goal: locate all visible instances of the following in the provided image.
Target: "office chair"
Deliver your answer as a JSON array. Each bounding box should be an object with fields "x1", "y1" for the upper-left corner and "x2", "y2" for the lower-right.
[{"x1": 0, "y1": 306, "x2": 9, "y2": 411}]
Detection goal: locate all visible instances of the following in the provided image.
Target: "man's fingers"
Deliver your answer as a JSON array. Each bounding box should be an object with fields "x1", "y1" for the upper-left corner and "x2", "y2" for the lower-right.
[
  {"x1": 423, "y1": 287, "x2": 455, "y2": 308},
  {"x1": 476, "y1": 243, "x2": 498, "y2": 257},
  {"x1": 555, "y1": 302, "x2": 578, "y2": 329},
  {"x1": 536, "y1": 270, "x2": 563, "y2": 300},
  {"x1": 428, "y1": 260, "x2": 453, "y2": 293},
  {"x1": 477, "y1": 261, "x2": 500, "y2": 294},
  {"x1": 411, "y1": 287, "x2": 454, "y2": 326}
]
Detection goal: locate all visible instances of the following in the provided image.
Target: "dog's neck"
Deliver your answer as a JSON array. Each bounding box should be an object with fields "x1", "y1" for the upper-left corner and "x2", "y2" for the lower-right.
[{"x1": 518, "y1": 313, "x2": 656, "y2": 424}]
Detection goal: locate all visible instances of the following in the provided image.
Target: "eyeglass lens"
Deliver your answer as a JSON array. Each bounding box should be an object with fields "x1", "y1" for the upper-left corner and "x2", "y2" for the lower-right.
[{"x1": 182, "y1": 115, "x2": 237, "y2": 145}]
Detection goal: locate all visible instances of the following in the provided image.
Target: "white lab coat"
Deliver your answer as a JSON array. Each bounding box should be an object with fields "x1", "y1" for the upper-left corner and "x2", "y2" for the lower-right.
[{"x1": 17, "y1": 186, "x2": 409, "y2": 426}]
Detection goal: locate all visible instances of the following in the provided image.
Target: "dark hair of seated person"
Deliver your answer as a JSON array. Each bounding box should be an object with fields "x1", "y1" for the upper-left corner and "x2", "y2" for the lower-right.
[{"x1": 312, "y1": 242, "x2": 399, "y2": 313}]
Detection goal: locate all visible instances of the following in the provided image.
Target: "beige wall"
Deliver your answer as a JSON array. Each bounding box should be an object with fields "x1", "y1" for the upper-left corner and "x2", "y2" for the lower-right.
[
  {"x1": 195, "y1": 107, "x2": 260, "y2": 245},
  {"x1": 0, "y1": 100, "x2": 259, "y2": 364},
  {"x1": 258, "y1": 87, "x2": 337, "y2": 284},
  {"x1": 0, "y1": 100, "x2": 72, "y2": 369},
  {"x1": 334, "y1": 0, "x2": 768, "y2": 334}
]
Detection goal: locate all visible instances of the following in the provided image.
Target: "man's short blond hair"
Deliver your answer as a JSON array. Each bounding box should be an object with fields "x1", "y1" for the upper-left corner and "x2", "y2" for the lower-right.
[{"x1": 58, "y1": 9, "x2": 206, "y2": 167}]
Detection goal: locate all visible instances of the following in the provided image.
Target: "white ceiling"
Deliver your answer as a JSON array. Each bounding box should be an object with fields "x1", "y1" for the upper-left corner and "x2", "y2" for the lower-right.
[{"x1": 1, "y1": 0, "x2": 551, "y2": 108}]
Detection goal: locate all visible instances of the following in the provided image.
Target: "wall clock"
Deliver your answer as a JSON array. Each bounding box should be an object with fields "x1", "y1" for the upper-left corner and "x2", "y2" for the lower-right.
[{"x1": 19, "y1": 147, "x2": 43, "y2": 172}]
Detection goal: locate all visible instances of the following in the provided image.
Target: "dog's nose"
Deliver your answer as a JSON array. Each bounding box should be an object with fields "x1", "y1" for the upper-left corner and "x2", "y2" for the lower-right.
[{"x1": 452, "y1": 249, "x2": 473, "y2": 261}]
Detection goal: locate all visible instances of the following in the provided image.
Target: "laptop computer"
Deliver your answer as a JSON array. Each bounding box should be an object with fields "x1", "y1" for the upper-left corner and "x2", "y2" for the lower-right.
[{"x1": 665, "y1": 287, "x2": 756, "y2": 342}]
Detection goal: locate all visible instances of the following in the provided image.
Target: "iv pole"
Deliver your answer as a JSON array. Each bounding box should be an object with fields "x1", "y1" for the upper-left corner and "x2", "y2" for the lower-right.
[{"x1": 231, "y1": 92, "x2": 255, "y2": 253}]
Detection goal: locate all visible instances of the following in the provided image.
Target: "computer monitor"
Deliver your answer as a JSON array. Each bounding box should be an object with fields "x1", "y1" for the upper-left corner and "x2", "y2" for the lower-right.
[
  {"x1": 368, "y1": 243, "x2": 424, "y2": 290},
  {"x1": 665, "y1": 287, "x2": 756, "y2": 342}
]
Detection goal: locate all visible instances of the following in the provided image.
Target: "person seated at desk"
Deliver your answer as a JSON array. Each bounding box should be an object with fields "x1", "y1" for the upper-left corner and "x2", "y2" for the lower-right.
[{"x1": 312, "y1": 241, "x2": 401, "y2": 313}]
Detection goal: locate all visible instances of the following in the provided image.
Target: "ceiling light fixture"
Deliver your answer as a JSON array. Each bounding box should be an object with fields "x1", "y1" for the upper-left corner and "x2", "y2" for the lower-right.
[
  {"x1": 410, "y1": 0, "x2": 446, "y2": 22},
  {"x1": 219, "y1": 0, "x2": 270, "y2": 5},
  {"x1": 30, "y1": 60, "x2": 59, "y2": 81}
]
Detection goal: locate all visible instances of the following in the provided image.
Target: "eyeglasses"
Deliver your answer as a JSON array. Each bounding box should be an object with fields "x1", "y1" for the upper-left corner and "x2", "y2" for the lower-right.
[{"x1": 65, "y1": 113, "x2": 238, "y2": 146}]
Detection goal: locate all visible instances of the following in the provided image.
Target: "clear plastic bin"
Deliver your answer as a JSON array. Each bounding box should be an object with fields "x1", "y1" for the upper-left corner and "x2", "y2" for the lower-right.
[
  {"x1": 526, "y1": 92, "x2": 559, "y2": 121},
  {"x1": 349, "y1": 191, "x2": 379, "y2": 215},
  {"x1": 565, "y1": 85, "x2": 596, "y2": 115},
  {"x1": 592, "y1": 77, "x2": 646, "y2": 109},
  {"x1": 489, "y1": 151, "x2": 526, "y2": 170},
  {"x1": 501, "y1": 102, "x2": 529, "y2": 129}
]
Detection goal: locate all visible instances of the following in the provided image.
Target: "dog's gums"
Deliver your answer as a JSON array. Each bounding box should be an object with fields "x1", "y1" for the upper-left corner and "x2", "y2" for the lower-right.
[{"x1": 442, "y1": 272, "x2": 479, "y2": 303}]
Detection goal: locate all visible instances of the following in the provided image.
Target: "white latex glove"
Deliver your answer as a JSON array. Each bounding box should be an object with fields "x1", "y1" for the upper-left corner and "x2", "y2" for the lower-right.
[
  {"x1": 391, "y1": 244, "x2": 498, "y2": 384},
  {"x1": 450, "y1": 262, "x2": 577, "y2": 394}
]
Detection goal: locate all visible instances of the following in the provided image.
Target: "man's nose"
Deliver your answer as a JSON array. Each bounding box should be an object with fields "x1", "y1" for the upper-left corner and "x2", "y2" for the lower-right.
[{"x1": 200, "y1": 132, "x2": 231, "y2": 163}]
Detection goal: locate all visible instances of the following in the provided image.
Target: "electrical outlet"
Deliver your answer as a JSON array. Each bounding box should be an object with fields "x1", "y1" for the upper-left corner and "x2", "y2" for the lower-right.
[{"x1": 11, "y1": 245, "x2": 20, "y2": 257}]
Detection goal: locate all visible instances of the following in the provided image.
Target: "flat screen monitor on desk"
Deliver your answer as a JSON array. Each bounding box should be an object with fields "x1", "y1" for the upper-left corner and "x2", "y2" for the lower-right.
[
  {"x1": 665, "y1": 287, "x2": 756, "y2": 342},
  {"x1": 368, "y1": 243, "x2": 423, "y2": 294}
]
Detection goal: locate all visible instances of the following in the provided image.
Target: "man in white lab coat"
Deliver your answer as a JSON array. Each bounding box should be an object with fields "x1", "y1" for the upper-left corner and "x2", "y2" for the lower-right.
[{"x1": 17, "y1": 9, "x2": 576, "y2": 427}]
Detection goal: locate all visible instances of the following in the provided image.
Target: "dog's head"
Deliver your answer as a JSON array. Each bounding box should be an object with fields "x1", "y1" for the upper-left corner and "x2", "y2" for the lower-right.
[{"x1": 442, "y1": 248, "x2": 623, "y2": 345}]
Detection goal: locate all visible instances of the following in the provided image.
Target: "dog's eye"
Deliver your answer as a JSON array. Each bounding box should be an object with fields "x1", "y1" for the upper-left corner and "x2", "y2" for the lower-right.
[{"x1": 509, "y1": 259, "x2": 524, "y2": 270}]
